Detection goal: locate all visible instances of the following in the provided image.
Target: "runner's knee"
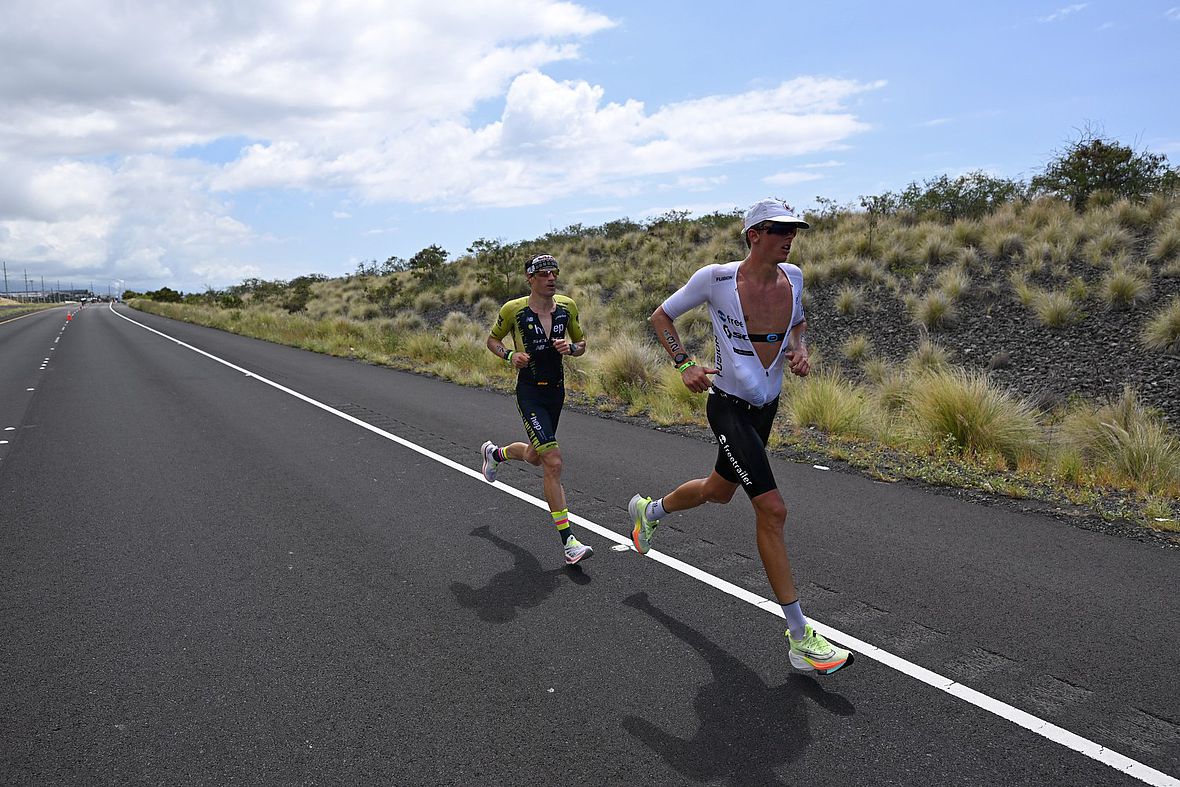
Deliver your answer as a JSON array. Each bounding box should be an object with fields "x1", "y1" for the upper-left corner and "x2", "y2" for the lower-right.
[
  {"x1": 540, "y1": 449, "x2": 562, "y2": 475},
  {"x1": 752, "y1": 493, "x2": 787, "y2": 528},
  {"x1": 702, "y1": 475, "x2": 738, "y2": 504}
]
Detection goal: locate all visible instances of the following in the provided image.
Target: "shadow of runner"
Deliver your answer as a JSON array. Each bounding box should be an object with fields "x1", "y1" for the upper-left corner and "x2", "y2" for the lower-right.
[
  {"x1": 450, "y1": 525, "x2": 591, "y2": 623},
  {"x1": 621, "y1": 592, "x2": 855, "y2": 787}
]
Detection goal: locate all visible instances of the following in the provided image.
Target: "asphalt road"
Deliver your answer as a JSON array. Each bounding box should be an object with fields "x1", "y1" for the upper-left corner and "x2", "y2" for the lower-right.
[{"x1": 1, "y1": 303, "x2": 1177, "y2": 786}]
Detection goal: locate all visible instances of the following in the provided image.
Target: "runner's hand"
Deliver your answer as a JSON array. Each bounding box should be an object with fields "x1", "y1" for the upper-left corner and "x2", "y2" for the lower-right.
[
  {"x1": 786, "y1": 349, "x2": 810, "y2": 377},
  {"x1": 512, "y1": 351, "x2": 531, "y2": 369},
  {"x1": 682, "y1": 365, "x2": 717, "y2": 393},
  {"x1": 553, "y1": 338, "x2": 572, "y2": 355}
]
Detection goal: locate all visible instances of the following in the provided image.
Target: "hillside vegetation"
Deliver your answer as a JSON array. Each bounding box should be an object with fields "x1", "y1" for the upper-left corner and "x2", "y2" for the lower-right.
[{"x1": 131, "y1": 132, "x2": 1180, "y2": 537}]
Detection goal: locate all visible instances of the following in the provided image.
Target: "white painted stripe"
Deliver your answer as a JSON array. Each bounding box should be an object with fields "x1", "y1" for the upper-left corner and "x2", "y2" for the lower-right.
[
  {"x1": 108, "y1": 303, "x2": 1178, "y2": 787},
  {"x1": 0, "y1": 309, "x2": 57, "y2": 326}
]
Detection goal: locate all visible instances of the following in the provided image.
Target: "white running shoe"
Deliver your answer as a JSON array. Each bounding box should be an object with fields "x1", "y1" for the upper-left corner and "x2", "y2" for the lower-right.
[
  {"x1": 563, "y1": 535, "x2": 593, "y2": 565},
  {"x1": 480, "y1": 441, "x2": 499, "y2": 482}
]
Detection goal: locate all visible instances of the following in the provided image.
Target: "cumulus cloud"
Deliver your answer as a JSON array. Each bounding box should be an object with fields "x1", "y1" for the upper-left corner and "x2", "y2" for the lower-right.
[
  {"x1": 0, "y1": 1, "x2": 880, "y2": 288},
  {"x1": 223, "y1": 72, "x2": 881, "y2": 207}
]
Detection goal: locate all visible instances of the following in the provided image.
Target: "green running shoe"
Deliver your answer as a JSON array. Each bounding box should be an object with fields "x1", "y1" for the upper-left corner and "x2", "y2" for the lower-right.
[
  {"x1": 629, "y1": 494, "x2": 658, "y2": 554},
  {"x1": 787, "y1": 624, "x2": 854, "y2": 675}
]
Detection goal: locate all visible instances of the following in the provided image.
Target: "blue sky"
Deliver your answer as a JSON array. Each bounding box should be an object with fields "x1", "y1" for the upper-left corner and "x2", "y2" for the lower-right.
[{"x1": 1, "y1": 1, "x2": 1178, "y2": 295}]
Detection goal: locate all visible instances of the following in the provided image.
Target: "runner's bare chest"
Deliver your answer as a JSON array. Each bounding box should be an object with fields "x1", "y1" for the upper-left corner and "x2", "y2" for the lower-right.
[{"x1": 737, "y1": 269, "x2": 794, "y2": 368}]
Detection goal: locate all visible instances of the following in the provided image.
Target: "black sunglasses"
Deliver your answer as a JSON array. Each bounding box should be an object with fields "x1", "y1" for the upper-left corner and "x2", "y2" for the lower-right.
[{"x1": 760, "y1": 223, "x2": 799, "y2": 236}]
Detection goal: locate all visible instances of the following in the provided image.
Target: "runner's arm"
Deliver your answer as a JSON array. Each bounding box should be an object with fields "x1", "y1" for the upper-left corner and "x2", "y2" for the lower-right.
[
  {"x1": 786, "y1": 320, "x2": 810, "y2": 377},
  {"x1": 651, "y1": 306, "x2": 715, "y2": 392},
  {"x1": 487, "y1": 335, "x2": 529, "y2": 368},
  {"x1": 486, "y1": 334, "x2": 512, "y2": 361}
]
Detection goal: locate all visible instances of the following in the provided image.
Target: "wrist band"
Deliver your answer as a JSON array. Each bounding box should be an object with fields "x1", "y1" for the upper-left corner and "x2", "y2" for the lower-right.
[
  {"x1": 506, "y1": 350, "x2": 514, "y2": 363},
  {"x1": 677, "y1": 359, "x2": 697, "y2": 372}
]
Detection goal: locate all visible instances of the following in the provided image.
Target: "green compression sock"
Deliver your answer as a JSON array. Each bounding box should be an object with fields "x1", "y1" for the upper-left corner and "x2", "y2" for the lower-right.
[{"x1": 552, "y1": 509, "x2": 571, "y2": 544}]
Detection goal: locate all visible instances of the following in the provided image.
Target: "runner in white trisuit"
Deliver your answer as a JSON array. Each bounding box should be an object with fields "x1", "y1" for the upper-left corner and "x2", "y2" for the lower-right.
[
  {"x1": 660, "y1": 258, "x2": 805, "y2": 407},
  {"x1": 628, "y1": 198, "x2": 854, "y2": 675}
]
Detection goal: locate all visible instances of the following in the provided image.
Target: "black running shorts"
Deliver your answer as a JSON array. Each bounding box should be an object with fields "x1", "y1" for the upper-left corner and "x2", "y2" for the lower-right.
[
  {"x1": 707, "y1": 389, "x2": 780, "y2": 498},
  {"x1": 516, "y1": 382, "x2": 564, "y2": 454}
]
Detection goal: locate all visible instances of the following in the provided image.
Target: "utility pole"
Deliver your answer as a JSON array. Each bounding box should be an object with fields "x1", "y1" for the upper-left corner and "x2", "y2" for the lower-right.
[{"x1": 2, "y1": 260, "x2": 8, "y2": 297}]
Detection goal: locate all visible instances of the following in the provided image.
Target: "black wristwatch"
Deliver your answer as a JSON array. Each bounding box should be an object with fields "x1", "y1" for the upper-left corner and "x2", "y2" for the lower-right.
[{"x1": 672, "y1": 352, "x2": 689, "y2": 366}]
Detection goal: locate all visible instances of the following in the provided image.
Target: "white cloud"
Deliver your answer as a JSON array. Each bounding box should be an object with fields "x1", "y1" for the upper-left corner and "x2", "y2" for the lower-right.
[
  {"x1": 332, "y1": 211, "x2": 352, "y2": 220},
  {"x1": 660, "y1": 175, "x2": 729, "y2": 192},
  {"x1": 213, "y1": 72, "x2": 880, "y2": 209},
  {"x1": 762, "y1": 171, "x2": 825, "y2": 187},
  {"x1": 1038, "y1": 4, "x2": 1087, "y2": 22},
  {"x1": 0, "y1": 1, "x2": 880, "y2": 288},
  {"x1": 191, "y1": 261, "x2": 262, "y2": 285},
  {"x1": 1166, "y1": 7, "x2": 1180, "y2": 21}
]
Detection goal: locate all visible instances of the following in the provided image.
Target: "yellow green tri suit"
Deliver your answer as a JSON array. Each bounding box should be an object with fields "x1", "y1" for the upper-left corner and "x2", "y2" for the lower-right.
[{"x1": 490, "y1": 295, "x2": 584, "y2": 453}]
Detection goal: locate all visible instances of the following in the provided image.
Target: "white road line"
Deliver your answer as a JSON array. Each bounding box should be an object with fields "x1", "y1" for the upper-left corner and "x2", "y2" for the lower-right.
[
  {"x1": 0, "y1": 310, "x2": 53, "y2": 326},
  {"x1": 108, "y1": 303, "x2": 1177, "y2": 787}
]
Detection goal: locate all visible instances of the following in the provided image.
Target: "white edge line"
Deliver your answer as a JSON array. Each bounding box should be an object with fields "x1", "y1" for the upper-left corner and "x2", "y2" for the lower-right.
[
  {"x1": 0, "y1": 308, "x2": 61, "y2": 326},
  {"x1": 108, "y1": 303, "x2": 1179, "y2": 787}
]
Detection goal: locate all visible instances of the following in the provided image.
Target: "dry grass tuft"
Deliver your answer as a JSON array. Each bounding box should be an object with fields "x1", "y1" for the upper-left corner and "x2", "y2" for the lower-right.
[
  {"x1": 785, "y1": 371, "x2": 879, "y2": 438},
  {"x1": 1141, "y1": 296, "x2": 1180, "y2": 352},
  {"x1": 1059, "y1": 388, "x2": 1180, "y2": 491},
  {"x1": 907, "y1": 369, "x2": 1040, "y2": 462},
  {"x1": 1031, "y1": 290, "x2": 1082, "y2": 327}
]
